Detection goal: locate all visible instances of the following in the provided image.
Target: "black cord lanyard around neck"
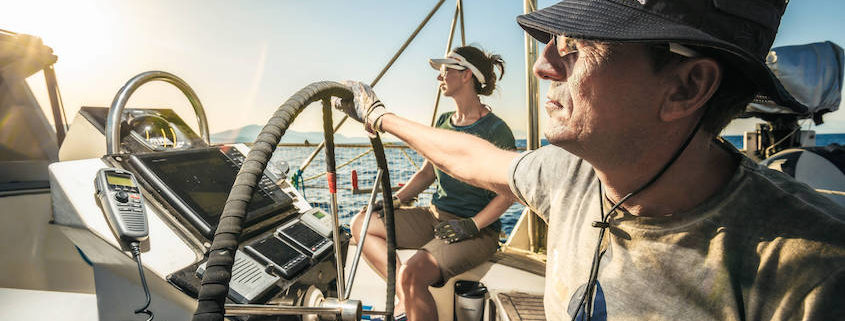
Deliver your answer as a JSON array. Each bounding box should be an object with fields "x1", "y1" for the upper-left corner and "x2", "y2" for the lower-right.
[{"x1": 570, "y1": 111, "x2": 707, "y2": 321}]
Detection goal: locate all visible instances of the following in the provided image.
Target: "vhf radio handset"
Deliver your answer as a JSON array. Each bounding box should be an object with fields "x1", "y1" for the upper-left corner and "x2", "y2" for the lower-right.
[
  {"x1": 94, "y1": 168, "x2": 154, "y2": 320},
  {"x1": 95, "y1": 168, "x2": 149, "y2": 247}
]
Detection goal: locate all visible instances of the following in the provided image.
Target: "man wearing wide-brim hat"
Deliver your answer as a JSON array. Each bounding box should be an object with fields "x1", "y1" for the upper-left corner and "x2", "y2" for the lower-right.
[{"x1": 334, "y1": 0, "x2": 845, "y2": 320}]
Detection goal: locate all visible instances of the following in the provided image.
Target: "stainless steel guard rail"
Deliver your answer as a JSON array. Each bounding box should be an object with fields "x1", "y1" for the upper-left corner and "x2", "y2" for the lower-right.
[{"x1": 107, "y1": 70, "x2": 210, "y2": 154}]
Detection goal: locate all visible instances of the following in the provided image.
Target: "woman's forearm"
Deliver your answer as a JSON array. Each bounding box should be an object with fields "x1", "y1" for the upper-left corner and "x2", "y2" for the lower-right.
[
  {"x1": 394, "y1": 161, "x2": 435, "y2": 202},
  {"x1": 471, "y1": 193, "x2": 517, "y2": 230},
  {"x1": 379, "y1": 114, "x2": 517, "y2": 196}
]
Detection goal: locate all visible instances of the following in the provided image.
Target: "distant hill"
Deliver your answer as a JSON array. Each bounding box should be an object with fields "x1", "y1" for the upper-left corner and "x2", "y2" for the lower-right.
[{"x1": 211, "y1": 124, "x2": 371, "y2": 144}]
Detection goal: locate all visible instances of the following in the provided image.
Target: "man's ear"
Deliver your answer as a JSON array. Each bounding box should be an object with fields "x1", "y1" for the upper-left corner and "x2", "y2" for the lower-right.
[{"x1": 660, "y1": 58, "x2": 721, "y2": 122}]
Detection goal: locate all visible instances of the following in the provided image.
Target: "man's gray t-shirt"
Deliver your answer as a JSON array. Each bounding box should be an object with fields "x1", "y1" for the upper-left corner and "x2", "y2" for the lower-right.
[{"x1": 508, "y1": 143, "x2": 845, "y2": 321}]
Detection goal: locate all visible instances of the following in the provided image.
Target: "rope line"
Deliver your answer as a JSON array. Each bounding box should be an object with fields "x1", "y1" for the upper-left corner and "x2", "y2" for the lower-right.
[
  {"x1": 400, "y1": 147, "x2": 420, "y2": 170},
  {"x1": 302, "y1": 148, "x2": 374, "y2": 182}
]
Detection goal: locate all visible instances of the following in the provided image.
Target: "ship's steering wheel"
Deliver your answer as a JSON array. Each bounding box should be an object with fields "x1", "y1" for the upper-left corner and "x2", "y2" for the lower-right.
[{"x1": 192, "y1": 81, "x2": 399, "y2": 321}]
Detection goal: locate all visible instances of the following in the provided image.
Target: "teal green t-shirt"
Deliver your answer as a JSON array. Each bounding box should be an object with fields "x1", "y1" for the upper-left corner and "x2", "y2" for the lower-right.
[{"x1": 431, "y1": 111, "x2": 516, "y2": 229}]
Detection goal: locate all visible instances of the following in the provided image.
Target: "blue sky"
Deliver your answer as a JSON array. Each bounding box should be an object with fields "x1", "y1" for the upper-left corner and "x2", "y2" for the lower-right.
[{"x1": 4, "y1": 0, "x2": 844, "y2": 138}]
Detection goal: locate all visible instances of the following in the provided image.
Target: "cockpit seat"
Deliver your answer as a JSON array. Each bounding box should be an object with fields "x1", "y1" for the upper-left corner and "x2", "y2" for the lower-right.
[{"x1": 344, "y1": 246, "x2": 545, "y2": 321}]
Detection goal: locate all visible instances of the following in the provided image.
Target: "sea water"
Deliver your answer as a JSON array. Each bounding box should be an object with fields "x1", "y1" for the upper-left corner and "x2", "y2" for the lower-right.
[
  {"x1": 722, "y1": 133, "x2": 845, "y2": 149},
  {"x1": 279, "y1": 134, "x2": 845, "y2": 238},
  {"x1": 274, "y1": 145, "x2": 525, "y2": 237}
]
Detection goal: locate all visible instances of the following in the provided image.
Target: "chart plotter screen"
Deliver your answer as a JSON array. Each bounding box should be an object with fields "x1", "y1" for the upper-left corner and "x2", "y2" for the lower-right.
[{"x1": 132, "y1": 147, "x2": 293, "y2": 237}]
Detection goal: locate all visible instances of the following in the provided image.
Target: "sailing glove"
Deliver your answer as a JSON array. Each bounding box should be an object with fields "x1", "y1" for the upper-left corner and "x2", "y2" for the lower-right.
[
  {"x1": 332, "y1": 81, "x2": 391, "y2": 133},
  {"x1": 434, "y1": 218, "x2": 479, "y2": 244}
]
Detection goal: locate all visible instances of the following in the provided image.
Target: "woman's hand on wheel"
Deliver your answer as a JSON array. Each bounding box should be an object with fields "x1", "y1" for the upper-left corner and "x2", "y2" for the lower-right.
[{"x1": 332, "y1": 81, "x2": 391, "y2": 133}]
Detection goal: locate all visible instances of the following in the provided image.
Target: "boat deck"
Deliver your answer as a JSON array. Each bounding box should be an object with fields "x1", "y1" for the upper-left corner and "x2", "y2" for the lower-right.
[
  {"x1": 495, "y1": 292, "x2": 546, "y2": 321},
  {"x1": 0, "y1": 288, "x2": 97, "y2": 320}
]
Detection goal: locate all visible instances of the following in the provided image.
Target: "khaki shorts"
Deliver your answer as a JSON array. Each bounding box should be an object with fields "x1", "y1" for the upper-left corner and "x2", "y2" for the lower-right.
[{"x1": 381, "y1": 205, "x2": 499, "y2": 282}]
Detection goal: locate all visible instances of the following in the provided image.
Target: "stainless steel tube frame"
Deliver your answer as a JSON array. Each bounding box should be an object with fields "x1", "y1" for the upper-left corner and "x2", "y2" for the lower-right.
[
  {"x1": 321, "y1": 298, "x2": 362, "y2": 321},
  {"x1": 106, "y1": 70, "x2": 210, "y2": 154},
  {"x1": 225, "y1": 304, "x2": 341, "y2": 317},
  {"x1": 523, "y1": 0, "x2": 542, "y2": 253},
  {"x1": 428, "y1": 0, "x2": 463, "y2": 127},
  {"x1": 330, "y1": 192, "x2": 345, "y2": 299},
  {"x1": 344, "y1": 169, "x2": 383, "y2": 299},
  {"x1": 225, "y1": 299, "x2": 361, "y2": 321}
]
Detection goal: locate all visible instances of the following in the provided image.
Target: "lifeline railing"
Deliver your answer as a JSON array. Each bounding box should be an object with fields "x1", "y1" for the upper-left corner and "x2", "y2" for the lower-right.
[
  {"x1": 297, "y1": 144, "x2": 420, "y2": 185},
  {"x1": 285, "y1": 144, "x2": 436, "y2": 223}
]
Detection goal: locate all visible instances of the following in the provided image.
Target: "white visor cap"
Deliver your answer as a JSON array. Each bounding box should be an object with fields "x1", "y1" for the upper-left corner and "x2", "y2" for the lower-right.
[{"x1": 429, "y1": 52, "x2": 486, "y2": 85}]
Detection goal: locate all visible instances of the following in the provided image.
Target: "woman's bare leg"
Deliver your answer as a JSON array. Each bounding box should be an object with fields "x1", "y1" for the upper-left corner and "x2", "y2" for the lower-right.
[
  {"x1": 350, "y1": 210, "x2": 405, "y2": 313},
  {"x1": 399, "y1": 251, "x2": 441, "y2": 321}
]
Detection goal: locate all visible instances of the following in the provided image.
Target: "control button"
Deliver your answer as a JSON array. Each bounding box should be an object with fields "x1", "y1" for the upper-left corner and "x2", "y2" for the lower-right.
[
  {"x1": 114, "y1": 191, "x2": 129, "y2": 203},
  {"x1": 129, "y1": 194, "x2": 141, "y2": 199},
  {"x1": 131, "y1": 203, "x2": 141, "y2": 208},
  {"x1": 132, "y1": 208, "x2": 143, "y2": 213}
]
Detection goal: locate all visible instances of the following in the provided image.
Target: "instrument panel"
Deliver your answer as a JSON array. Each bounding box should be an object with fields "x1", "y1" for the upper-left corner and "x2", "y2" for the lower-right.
[
  {"x1": 125, "y1": 145, "x2": 295, "y2": 239},
  {"x1": 78, "y1": 107, "x2": 207, "y2": 153},
  {"x1": 116, "y1": 143, "x2": 342, "y2": 304}
]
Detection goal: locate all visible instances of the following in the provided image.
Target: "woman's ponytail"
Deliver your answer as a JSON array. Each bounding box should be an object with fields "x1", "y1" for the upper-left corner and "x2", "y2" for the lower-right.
[{"x1": 454, "y1": 46, "x2": 505, "y2": 96}]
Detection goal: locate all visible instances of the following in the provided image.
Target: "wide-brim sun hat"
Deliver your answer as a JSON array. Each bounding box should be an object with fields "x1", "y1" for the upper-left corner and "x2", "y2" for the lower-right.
[{"x1": 516, "y1": 0, "x2": 808, "y2": 114}]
